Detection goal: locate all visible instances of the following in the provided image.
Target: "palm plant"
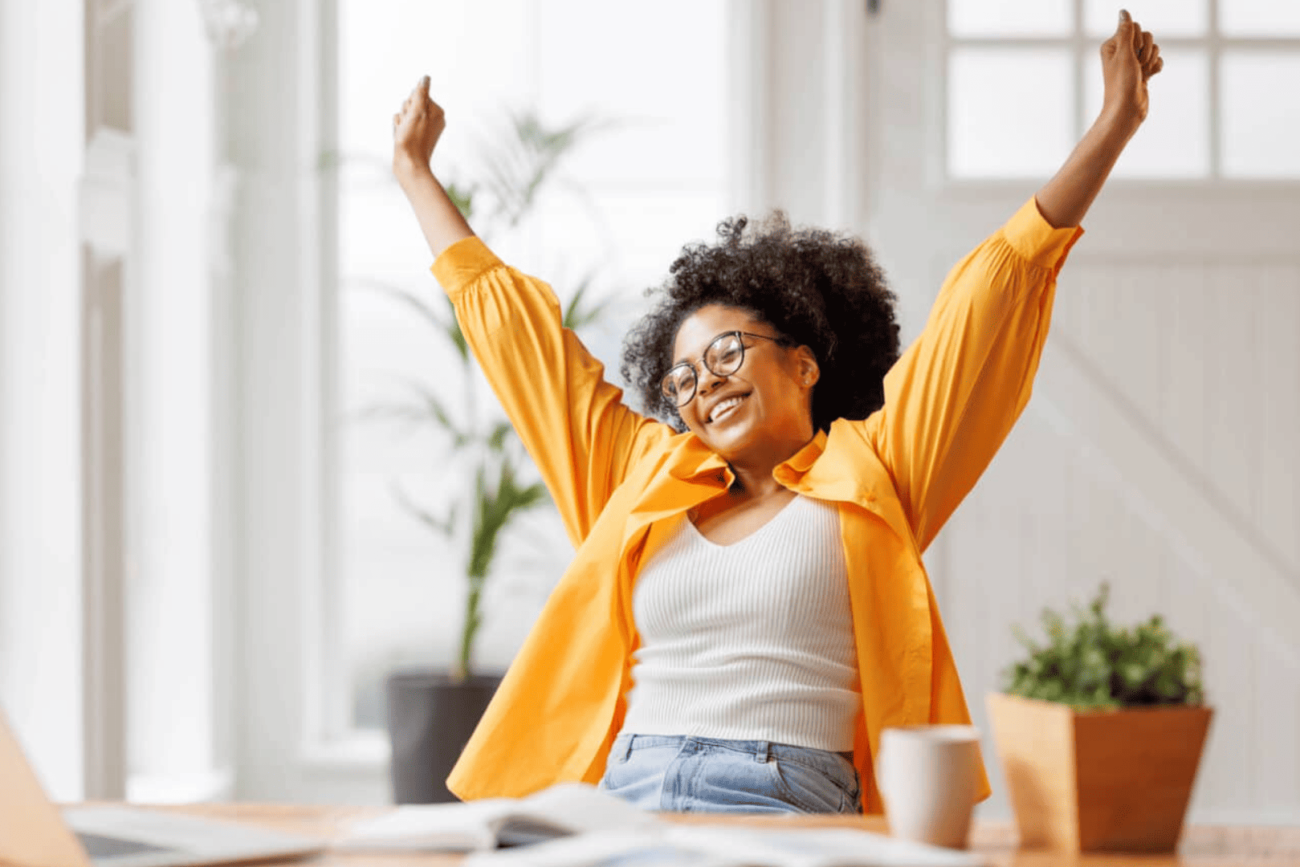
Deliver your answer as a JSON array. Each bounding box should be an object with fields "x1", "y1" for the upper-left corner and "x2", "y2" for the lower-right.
[{"x1": 360, "y1": 110, "x2": 611, "y2": 682}]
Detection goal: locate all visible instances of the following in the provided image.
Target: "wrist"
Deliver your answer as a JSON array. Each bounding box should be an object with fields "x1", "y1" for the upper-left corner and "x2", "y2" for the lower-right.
[
  {"x1": 393, "y1": 157, "x2": 436, "y2": 192},
  {"x1": 1094, "y1": 104, "x2": 1142, "y2": 143}
]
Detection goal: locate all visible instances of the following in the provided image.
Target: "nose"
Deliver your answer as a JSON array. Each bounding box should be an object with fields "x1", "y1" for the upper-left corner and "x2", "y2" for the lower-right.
[{"x1": 693, "y1": 362, "x2": 727, "y2": 401}]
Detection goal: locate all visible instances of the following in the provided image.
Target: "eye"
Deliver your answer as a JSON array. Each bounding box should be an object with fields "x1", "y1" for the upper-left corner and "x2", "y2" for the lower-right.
[
  {"x1": 707, "y1": 334, "x2": 743, "y2": 368},
  {"x1": 663, "y1": 366, "x2": 693, "y2": 395}
]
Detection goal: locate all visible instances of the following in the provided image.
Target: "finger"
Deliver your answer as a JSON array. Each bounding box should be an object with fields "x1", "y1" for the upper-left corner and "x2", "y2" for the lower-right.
[
  {"x1": 1142, "y1": 42, "x2": 1162, "y2": 78},
  {"x1": 1149, "y1": 55, "x2": 1164, "y2": 78},
  {"x1": 1117, "y1": 8, "x2": 1133, "y2": 36},
  {"x1": 1140, "y1": 30, "x2": 1155, "y2": 61}
]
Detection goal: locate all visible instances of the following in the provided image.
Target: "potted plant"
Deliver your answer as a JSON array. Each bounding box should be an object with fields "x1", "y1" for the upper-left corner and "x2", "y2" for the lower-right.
[
  {"x1": 986, "y1": 583, "x2": 1212, "y2": 853},
  {"x1": 364, "y1": 111, "x2": 611, "y2": 803}
]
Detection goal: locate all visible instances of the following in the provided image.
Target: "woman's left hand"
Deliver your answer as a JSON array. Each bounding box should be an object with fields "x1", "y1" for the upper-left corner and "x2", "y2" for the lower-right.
[{"x1": 1100, "y1": 10, "x2": 1163, "y2": 135}]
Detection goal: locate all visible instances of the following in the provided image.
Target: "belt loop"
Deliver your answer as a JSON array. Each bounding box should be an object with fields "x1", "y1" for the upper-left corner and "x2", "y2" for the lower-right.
[
  {"x1": 756, "y1": 741, "x2": 771, "y2": 763},
  {"x1": 618, "y1": 734, "x2": 634, "y2": 763}
]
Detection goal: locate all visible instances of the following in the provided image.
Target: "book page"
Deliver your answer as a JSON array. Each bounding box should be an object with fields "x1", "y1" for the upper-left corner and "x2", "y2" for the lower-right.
[
  {"x1": 465, "y1": 824, "x2": 988, "y2": 867},
  {"x1": 336, "y1": 799, "x2": 516, "y2": 851},
  {"x1": 335, "y1": 783, "x2": 659, "y2": 852}
]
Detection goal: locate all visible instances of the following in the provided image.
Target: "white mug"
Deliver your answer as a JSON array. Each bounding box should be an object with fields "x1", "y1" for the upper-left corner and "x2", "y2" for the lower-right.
[{"x1": 877, "y1": 725, "x2": 982, "y2": 849}]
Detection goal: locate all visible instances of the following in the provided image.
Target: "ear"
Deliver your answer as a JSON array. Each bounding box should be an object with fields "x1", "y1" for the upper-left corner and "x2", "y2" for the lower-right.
[{"x1": 793, "y1": 346, "x2": 820, "y2": 388}]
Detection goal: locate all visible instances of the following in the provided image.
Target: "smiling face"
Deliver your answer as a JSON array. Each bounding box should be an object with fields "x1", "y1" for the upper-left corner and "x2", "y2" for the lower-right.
[{"x1": 671, "y1": 304, "x2": 819, "y2": 469}]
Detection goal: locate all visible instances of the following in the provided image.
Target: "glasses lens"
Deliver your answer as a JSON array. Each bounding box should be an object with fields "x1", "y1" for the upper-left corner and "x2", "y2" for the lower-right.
[
  {"x1": 662, "y1": 365, "x2": 696, "y2": 406},
  {"x1": 705, "y1": 333, "x2": 745, "y2": 376}
]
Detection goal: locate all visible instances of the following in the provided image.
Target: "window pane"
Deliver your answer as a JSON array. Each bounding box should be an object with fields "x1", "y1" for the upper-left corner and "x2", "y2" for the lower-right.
[
  {"x1": 948, "y1": 49, "x2": 1075, "y2": 178},
  {"x1": 1221, "y1": 0, "x2": 1300, "y2": 36},
  {"x1": 948, "y1": 0, "x2": 1071, "y2": 37},
  {"x1": 335, "y1": 0, "x2": 728, "y2": 733},
  {"x1": 537, "y1": 0, "x2": 726, "y2": 186},
  {"x1": 1084, "y1": 0, "x2": 1208, "y2": 38},
  {"x1": 337, "y1": 0, "x2": 535, "y2": 169},
  {"x1": 1084, "y1": 49, "x2": 1210, "y2": 177},
  {"x1": 1222, "y1": 53, "x2": 1300, "y2": 177}
]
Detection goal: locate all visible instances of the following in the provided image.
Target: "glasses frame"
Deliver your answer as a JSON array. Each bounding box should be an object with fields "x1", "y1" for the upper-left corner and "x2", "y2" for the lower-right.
[{"x1": 661, "y1": 330, "x2": 788, "y2": 408}]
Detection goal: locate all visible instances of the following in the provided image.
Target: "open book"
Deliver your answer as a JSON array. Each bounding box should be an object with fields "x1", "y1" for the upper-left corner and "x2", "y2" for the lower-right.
[
  {"x1": 337, "y1": 782, "x2": 985, "y2": 866},
  {"x1": 464, "y1": 825, "x2": 988, "y2": 867},
  {"x1": 334, "y1": 783, "x2": 662, "y2": 852}
]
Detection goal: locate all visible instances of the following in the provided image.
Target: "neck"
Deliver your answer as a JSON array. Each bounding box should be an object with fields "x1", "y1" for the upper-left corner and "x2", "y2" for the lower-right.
[
  {"x1": 724, "y1": 432, "x2": 816, "y2": 497},
  {"x1": 727, "y1": 465, "x2": 785, "y2": 498}
]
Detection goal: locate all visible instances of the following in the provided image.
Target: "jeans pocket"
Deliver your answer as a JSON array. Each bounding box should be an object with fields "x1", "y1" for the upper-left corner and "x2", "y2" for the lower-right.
[{"x1": 770, "y1": 757, "x2": 860, "y2": 815}]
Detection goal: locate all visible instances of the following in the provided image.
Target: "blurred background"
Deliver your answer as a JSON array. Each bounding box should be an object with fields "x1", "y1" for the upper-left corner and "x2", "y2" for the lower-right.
[{"x1": 1, "y1": 0, "x2": 1297, "y2": 821}]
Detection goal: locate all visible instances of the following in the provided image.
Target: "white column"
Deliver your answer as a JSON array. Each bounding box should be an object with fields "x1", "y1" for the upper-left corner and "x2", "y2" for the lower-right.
[
  {"x1": 224, "y1": 0, "x2": 340, "y2": 802},
  {"x1": 125, "y1": 0, "x2": 227, "y2": 803},
  {"x1": 725, "y1": 0, "x2": 872, "y2": 231},
  {"x1": 0, "y1": 0, "x2": 87, "y2": 802}
]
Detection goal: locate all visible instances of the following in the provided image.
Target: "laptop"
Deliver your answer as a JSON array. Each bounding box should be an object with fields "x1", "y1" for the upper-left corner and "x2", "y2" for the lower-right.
[{"x1": 0, "y1": 707, "x2": 326, "y2": 867}]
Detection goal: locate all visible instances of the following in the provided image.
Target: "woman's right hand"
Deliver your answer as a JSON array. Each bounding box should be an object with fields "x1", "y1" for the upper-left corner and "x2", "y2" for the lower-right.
[
  {"x1": 392, "y1": 75, "x2": 445, "y2": 186},
  {"x1": 1098, "y1": 10, "x2": 1162, "y2": 139}
]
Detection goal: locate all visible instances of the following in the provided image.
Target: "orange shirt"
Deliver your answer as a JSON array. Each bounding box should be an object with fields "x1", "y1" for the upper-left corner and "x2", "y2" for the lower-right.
[{"x1": 433, "y1": 198, "x2": 1082, "y2": 812}]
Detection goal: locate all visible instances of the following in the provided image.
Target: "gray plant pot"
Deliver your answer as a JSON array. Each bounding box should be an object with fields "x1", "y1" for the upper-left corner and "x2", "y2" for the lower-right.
[{"x1": 385, "y1": 670, "x2": 502, "y2": 804}]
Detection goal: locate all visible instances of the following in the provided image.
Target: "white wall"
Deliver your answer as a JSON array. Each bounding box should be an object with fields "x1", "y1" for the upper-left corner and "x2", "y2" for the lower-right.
[
  {"x1": 1, "y1": 0, "x2": 228, "y2": 804},
  {"x1": 126, "y1": 0, "x2": 223, "y2": 801},
  {"x1": 0, "y1": 0, "x2": 87, "y2": 801}
]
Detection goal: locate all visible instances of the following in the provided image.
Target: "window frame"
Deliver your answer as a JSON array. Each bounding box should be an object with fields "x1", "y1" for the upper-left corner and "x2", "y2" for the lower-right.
[{"x1": 940, "y1": 0, "x2": 1300, "y2": 184}]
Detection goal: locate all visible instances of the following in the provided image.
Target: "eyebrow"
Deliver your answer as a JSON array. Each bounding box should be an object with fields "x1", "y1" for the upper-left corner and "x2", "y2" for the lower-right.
[
  {"x1": 671, "y1": 330, "x2": 729, "y2": 368},
  {"x1": 671, "y1": 328, "x2": 775, "y2": 368}
]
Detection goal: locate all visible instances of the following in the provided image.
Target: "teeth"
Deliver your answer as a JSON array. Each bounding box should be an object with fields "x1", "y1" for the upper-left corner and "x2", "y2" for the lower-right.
[{"x1": 709, "y1": 395, "x2": 744, "y2": 423}]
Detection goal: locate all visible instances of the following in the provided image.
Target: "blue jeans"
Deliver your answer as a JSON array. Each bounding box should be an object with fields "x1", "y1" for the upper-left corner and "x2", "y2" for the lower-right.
[{"x1": 598, "y1": 734, "x2": 862, "y2": 815}]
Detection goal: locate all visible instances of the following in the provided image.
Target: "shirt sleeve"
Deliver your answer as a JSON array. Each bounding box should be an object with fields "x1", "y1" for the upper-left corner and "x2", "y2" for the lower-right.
[
  {"x1": 431, "y1": 236, "x2": 671, "y2": 548},
  {"x1": 863, "y1": 197, "x2": 1083, "y2": 552}
]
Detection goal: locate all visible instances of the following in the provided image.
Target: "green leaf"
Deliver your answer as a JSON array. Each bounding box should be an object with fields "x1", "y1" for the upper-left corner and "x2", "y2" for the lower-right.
[
  {"x1": 1001, "y1": 582, "x2": 1205, "y2": 708},
  {"x1": 444, "y1": 181, "x2": 477, "y2": 220},
  {"x1": 352, "y1": 278, "x2": 447, "y2": 335},
  {"x1": 562, "y1": 272, "x2": 615, "y2": 331},
  {"x1": 389, "y1": 481, "x2": 456, "y2": 538},
  {"x1": 486, "y1": 420, "x2": 515, "y2": 452},
  {"x1": 441, "y1": 296, "x2": 469, "y2": 363}
]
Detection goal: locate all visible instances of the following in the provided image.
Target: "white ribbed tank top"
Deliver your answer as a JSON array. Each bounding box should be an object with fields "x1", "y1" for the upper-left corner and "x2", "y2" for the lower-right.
[{"x1": 620, "y1": 494, "x2": 860, "y2": 751}]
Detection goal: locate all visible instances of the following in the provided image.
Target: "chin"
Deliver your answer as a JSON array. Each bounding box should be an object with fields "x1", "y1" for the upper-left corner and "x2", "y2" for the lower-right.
[{"x1": 699, "y1": 422, "x2": 756, "y2": 458}]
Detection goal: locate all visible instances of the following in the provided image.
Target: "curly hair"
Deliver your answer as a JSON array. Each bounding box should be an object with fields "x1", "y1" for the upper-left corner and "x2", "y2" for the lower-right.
[{"x1": 620, "y1": 212, "x2": 900, "y2": 433}]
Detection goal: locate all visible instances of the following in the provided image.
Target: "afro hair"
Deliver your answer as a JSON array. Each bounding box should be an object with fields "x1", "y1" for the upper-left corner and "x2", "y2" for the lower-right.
[{"x1": 620, "y1": 212, "x2": 900, "y2": 433}]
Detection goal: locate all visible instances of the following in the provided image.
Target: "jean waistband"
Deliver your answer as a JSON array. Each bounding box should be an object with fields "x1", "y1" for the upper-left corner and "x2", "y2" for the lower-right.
[{"x1": 613, "y1": 733, "x2": 854, "y2": 766}]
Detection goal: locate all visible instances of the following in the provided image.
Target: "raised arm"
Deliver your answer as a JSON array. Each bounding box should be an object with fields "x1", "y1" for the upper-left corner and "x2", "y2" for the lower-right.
[
  {"x1": 392, "y1": 76, "x2": 475, "y2": 260},
  {"x1": 1035, "y1": 10, "x2": 1163, "y2": 228},
  {"x1": 390, "y1": 79, "x2": 671, "y2": 545},
  {"x1": 864, "y1": 11, "x2": 1161, "y2": 550}
]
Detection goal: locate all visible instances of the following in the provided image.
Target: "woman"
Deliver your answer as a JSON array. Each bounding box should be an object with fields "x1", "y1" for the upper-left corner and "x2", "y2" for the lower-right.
[{"x1": 390, "y1": 11, "x2": 1162, "y2": 814}]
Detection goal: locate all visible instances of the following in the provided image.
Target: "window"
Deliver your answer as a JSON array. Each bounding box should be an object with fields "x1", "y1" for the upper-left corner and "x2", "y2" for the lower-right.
[
  {"x1": 945, "y1": 0, "x2": 1300, "y2": 178},
  {"x1": 332, "y1": 0, "x2": 728, "y2": 735}
]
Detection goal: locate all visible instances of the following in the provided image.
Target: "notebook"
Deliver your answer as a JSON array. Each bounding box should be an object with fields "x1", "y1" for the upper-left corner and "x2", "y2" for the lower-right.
[{"x1": 0, "y1": 706, "x2": 325, "y2": 867}]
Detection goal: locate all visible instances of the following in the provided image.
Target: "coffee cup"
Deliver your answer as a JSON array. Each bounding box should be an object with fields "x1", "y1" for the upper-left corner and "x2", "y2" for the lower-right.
[{"x1": 877, "y1": 725, "x2": 982, "y2": 849}]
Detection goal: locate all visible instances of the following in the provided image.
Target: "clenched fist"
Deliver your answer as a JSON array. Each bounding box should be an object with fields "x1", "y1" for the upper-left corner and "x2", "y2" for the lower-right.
[
  {"x1": 1100, "y1": 10, "x2": 1163, "y2": 134},
  {"x1": 392, "y1": 75, "x2": 445, "y2": 186}
]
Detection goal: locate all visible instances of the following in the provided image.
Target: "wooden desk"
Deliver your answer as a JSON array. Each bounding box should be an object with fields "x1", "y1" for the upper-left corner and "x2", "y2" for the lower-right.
[{"x1": 161, "y1": 803, "x2": 1300, "y2": 866}]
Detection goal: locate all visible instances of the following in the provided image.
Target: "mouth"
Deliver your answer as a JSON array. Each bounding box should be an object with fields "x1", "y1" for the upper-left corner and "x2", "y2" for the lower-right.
[{"x1": 706, "y1": 393, "x2": 749, "y2": 425}]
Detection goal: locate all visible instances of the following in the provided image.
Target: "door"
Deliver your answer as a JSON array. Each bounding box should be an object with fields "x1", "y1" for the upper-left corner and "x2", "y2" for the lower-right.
[{"x1": 867, "y1": 0, "x2": 1300, "y2": 822}]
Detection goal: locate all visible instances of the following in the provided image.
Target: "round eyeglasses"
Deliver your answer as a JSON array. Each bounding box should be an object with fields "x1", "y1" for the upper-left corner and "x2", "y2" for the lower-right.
[{"x1": 661, "y1": 330, "x2": 787, "y2": 408}]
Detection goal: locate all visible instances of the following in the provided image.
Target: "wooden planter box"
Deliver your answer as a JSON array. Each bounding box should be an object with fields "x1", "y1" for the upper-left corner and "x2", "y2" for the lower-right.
[{"x1": 986, "y1": 692, "x2": 1213, "y2": 853}]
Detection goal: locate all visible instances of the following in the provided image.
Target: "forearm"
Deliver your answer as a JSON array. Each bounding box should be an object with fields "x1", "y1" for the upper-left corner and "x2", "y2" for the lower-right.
[
  {"x1": 1034, "y1": 109, "x2": 1137, "y2": 230},
  {"x1": 398, "y1": 167, "x2": 475, "y2": 262}
]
